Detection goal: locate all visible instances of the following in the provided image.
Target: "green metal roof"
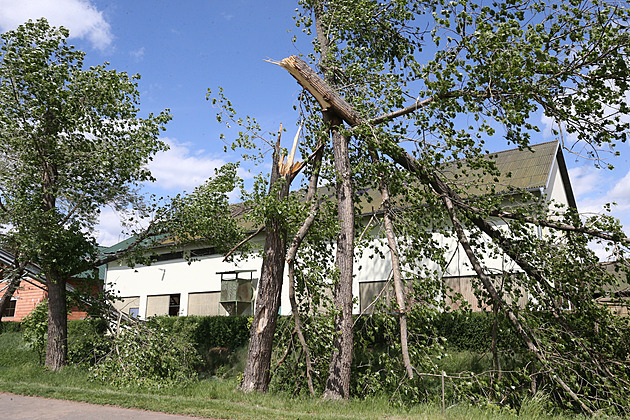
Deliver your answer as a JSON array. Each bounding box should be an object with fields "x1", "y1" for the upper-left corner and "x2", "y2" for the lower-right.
[
  {"x1": 443, "y1": 140, "x2": 560, "y2": 194},
  {"x1": 477, "y1": 140, "x2": 558, "y2": 191}
]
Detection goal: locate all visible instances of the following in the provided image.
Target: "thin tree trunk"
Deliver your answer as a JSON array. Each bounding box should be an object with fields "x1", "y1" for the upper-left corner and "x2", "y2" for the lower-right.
[
  {"x1": 491, "y1": 300, "x2": 501, "y2": 382},
  {"x1": 45, "y1": 268, "x2": 67, "y2": 370},
  {"x1": 380, "y1": 180, "x2": 414, "y2": 379},
  {"x1": 368, "y1": 143, "x2": 414, "y2": 379},
  {"x1": 240, "y1": 131, "x2": 291, "y2": 393},
  {"x1": 287, "y1": 263, "x2": 316, "y2": 396},
  {"x1": 323, "y1": 113, "x2": 355, "y2": 400},
  {"x1": 285, "y1": 143, "x2": 323, "y2": 396}
]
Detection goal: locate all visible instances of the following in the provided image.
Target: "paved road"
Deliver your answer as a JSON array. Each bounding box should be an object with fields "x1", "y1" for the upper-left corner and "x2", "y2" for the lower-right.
[{"x1": 0, "y1": 393, "x2": 202, "y2": 419}]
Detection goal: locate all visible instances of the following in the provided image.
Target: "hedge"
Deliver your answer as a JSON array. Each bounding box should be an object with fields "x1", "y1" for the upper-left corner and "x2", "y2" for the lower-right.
[
  {"x1": 3, "y1": 312, "x2": 521, "y2": 355},
  {"x1": 0, "y1": 321, "x2": 21, "y2": 333},
  {"x1": 147, "y1": 315, "x2": 251, "y2": 350}
]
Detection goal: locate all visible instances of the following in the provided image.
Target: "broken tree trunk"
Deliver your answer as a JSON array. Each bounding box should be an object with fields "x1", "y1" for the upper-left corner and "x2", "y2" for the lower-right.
[
  {"x1": 239, "y1": 129, "x2": 292, "y2": 393},
  {"x1": 439, "y1": 189, "x2": 594, "y2": 415},
  {"x1": 272, "y1": 54, "x2": 595, "y2": 412}
]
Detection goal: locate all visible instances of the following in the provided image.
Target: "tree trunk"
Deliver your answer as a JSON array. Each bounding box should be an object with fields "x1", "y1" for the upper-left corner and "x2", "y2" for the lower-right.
[
  {"x1": 240, "y1": 134, "x2": 291, "y2": 393},
  {"x1": 45, "y1": 268, "x2": 67, "y2": 370},
  {"x1": 380, "y1": 180, "x2": 414, "y2": 379},
  {"x1": 323, "y1": 113, "x2": 355, "y2": 400}
]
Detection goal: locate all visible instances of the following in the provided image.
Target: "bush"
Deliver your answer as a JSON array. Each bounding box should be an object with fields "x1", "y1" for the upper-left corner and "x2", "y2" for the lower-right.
[
  {"x1": 145, "y1": 315, "x2": 250, "y2": 375},
  {"x1": 435, "y1": 311, "x2": 522, "y2": 353},
  {"x1": 89, "y1": 321, "x2": 200, "y2": 389},
  {"x1": 21, "y1": 300, "x2": 48, "y2": 364},
  {"x1": 67, "y1": 318, "x2": 109, "y2": 366},
  {"x1": 0, "y1": 321, "x2": 21, "y2": 333},
  {"x1": 148, "y1": 315, "x2": 250, "y2": 350}
]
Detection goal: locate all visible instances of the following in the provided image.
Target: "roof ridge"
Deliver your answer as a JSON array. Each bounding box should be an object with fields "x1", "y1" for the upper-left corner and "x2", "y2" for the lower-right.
[{"x1": 487, "y1": 140, "x2": 559, "y2": 157}]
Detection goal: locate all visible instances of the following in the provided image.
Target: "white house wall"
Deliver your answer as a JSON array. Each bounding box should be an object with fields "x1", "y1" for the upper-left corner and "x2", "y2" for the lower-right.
[
  {"x1": 105, "y1": 147, "x2": 575, "y2": 319},
  {"x1": 105, "y1": 239, "x2": 290, "y2": 319}
]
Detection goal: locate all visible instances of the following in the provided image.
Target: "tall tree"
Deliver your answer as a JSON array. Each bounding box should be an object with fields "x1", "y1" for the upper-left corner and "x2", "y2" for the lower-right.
[
  {"x1": 215, "y1": 0, "x2": 630, "y2": 412},
  {"x1": 0, "y1": 19, "x2": 170, "y2": 370},
  {"x1": 271, "y1": 0, "x2": 630, "y2": 412}
]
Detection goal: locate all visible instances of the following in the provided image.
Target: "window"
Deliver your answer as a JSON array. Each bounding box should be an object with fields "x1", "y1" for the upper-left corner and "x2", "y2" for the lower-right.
[
  {"x1": 128, "y1": 307, "x2": 139, "y2": 318},
  {"x1": 168, "y1": 294, "x2": 180, "y2": 316},
  {"x1": 188, "y1": 291, "x2": 224, "y2": 316},
  {"x1": 359, "y1": 280, "x2": 392, "y2": 314},
  {"x1": 2, "y1": 299, "x2": 16, "y2": 317}
]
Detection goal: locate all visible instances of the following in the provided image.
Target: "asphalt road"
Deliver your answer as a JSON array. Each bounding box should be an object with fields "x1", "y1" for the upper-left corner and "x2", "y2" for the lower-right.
[{"x1": 0, "y1": 393, "x2": 203, "y2": 419}]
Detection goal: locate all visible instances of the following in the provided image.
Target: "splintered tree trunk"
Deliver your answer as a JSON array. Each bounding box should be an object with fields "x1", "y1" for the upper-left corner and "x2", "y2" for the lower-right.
[
  {"x1": 323, "y1": 113, "x2": 355, "y2": 400},
  {"x1": 240, "y1": 135, "x2": 291, "y2": 393},
  {"x1": 45, "y1": 269, "x2": 67, "y2": 370}
]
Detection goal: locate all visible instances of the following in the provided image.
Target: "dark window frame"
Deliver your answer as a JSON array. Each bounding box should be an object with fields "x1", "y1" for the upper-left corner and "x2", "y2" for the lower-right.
[
  {"x1": 2, "y1": 298, "x2": 16, "y2": 317},
  {"x1": 168, "y1": 294, "x2": 180, "y2": 316}
]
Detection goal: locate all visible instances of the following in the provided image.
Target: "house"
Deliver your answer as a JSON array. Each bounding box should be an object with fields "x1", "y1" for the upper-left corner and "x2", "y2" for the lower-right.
[
  {"x1": 104, "y1": 140, "x2": 577, "y2": 320},
  {"x1": 595, "y1": 261, "x2": 630, "y2": 316},
  {"x1": 0, "y1": 248, "x2": 102, "y2": 322}
]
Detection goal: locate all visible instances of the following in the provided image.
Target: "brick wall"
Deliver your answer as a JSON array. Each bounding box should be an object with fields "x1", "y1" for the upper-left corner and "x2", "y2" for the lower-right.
[{"x1": 5, "y1": 280, "x2": 47, "y2": 322}]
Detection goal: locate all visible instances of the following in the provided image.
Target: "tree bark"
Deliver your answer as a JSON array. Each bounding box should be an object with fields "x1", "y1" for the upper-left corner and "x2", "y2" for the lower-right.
[
  {"x1": 323, "y1": 112, "x2": 355, "y2": 400},
  {"x1": 45, "y1": 268, "x2": 67, "y2": 370},
  {"x1": 239, "y1": 132, "x2": 291, "y2": 393}
]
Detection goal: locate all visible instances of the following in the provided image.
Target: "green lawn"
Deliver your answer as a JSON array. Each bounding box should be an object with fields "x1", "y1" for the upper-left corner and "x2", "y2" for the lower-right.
[{"x1": 0, "y1": 331, "x2": 590, "y2": 420}]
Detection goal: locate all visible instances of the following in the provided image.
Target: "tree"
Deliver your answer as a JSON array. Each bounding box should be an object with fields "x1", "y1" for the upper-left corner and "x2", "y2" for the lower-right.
[
  {"x1": 215, "y1": 0, "x2": 630, "y2": 413},
  {"x1": 0, "y1": 19, "x2": 170, "y2": 370},
  {"x1": 271, "y1": 0, "x2": 630, "y2": 412}
]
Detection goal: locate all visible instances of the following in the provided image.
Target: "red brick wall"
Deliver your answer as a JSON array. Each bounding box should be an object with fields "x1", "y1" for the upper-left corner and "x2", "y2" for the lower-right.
[{"x1": 4, "y1": 280, "x2": 47, "y2": 322}]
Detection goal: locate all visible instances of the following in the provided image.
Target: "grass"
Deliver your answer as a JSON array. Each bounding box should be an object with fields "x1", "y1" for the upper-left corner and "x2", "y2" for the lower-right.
[{"x1": 0, "y1": 331, "x2": 594, "y2": 420}]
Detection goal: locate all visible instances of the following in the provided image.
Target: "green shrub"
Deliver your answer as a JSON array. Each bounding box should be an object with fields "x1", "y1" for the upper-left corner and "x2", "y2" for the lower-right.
[
  {"x1": 146, "y1": 315, "x2": 250, "y2": 375},
  {"x1": 21, "y1": 300, "x2": 48, "y2": 364},
  {"x1": 148, "y1": 315, "x2": 250, "y2": 350},
  {"x1": 90, "y1": 321, "x2": 200, "y2": 389},
  {"x1": 67, "y1": 318, "x2": 109, "y2": 366},
  {"x1": 0, "y1": 321, "x2": 21, "y2": 333}
]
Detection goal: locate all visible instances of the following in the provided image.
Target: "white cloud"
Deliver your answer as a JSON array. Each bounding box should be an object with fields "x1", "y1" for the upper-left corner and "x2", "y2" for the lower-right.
[
  {"x1": 93, "y1": 207, "x2": 127, "y2": 247},
  {"x1": 93, "y1": 138, "x2": 243, "y2": 246},
  {"x1": 0, "y1": 0, "x2": 113, "y2": 50},
  {"x1": 567, "y1": 166, "x2": 604, "y2": 200},
  {"x1": 607, "y1": 171, "x2": 630, "y2": 211},
  {"x1": 568, "y1": 164, "x2": 630, "y2": 259},
  {"x1": 147, "y1": 138, "x2": 229, "y2": 192},
  {"x1": 129, "y1": 46, "x2": 145, "y2": 62}
]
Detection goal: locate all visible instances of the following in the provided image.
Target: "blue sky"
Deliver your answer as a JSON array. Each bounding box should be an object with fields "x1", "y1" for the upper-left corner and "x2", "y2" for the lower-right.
[{"x1": 0, "y1": 0, "x2": 628, "y2": 256}]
